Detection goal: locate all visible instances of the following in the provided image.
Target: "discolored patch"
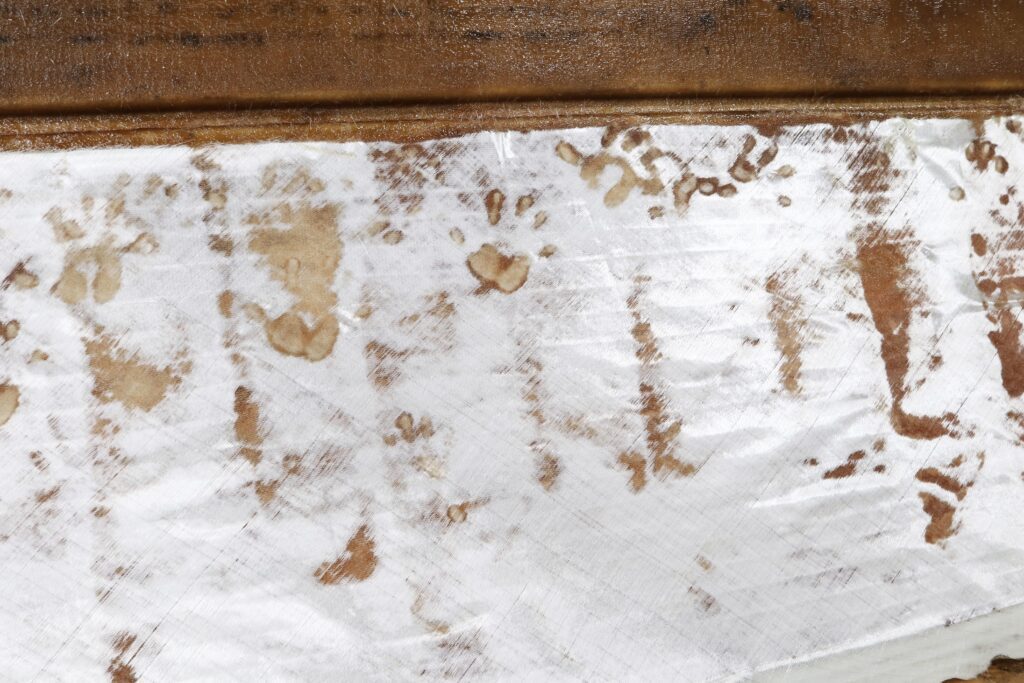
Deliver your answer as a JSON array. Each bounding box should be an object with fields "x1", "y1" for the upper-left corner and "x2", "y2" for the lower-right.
[
  {"x1": 823, "y1": 450, "x2": 865, "y2": 480},
  {"x1": 3, "y1": 262, "x2": 39, "y2": 290},
  {"x1": 484, "y1": 188, "x2": 505, "y2": 225},
  {"x1": 315, "y1": 525, "x2": 378, "y2": 584},
  {"x1": 0, "y1": 383, "x2": 20, "y2": 427},
  {"x1": 765, "y1": 269, "x2": 806, "y2": 395},
  {"x1": 84, "y1": 336, "x2": 185, "y2": 412},
  {"x1": 233, "y1": 386, "x2": 264, "y2": 466},
  {"x1": 248, "y1": 202, "x2": 342, "y2": 361},
  {"x1": 855, "y1": 227, "x2": 956, "y2": 439},
  {"x1": 918, "y1": 492, "x2": 958, "y2": 545},
  {"x1": 466, "y1": 243, "x2": 530, "y2": 294}
]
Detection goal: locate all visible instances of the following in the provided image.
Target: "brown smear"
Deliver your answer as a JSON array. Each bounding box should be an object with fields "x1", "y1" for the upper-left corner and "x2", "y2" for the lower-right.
[
  {"x1": 918, "y1": 492, "x2": 959, "y2": 545},
  {"x1": 315, "y1": 524, "x2": 378, "y2": 584},
  {"x1": 765, "y1": 269, "x2": 806, "y2": 395},
  {"x1": 233, "y1": 386, "x2": 264, "y2": 466},
  {"x1": 0, "y1": 383, "x2": 18, "y2": 427},
  {"x1": 945, "y1": 656, "x2": 1024, "y2": 683},
  {"x1": 624, "y1": 276, "x2": 695, "y2": 489},
  {"x1": 84, "y1": 336, "x2": 184, "y2": 412},
  {"x1": 823, "y1": 450, "x2": 865, "y2": 480},
  {"x1": 466, "y1": 243, "x2": 530, "y2": 294},
  {"x1": 3, "y1": 261, "x2": 39, "y2": 290},
  {"x1": 618, "y1": 451, "x2": 648, "y2": 492},
  {"x1": 484, "y1": 188, "x2": 505, "y2": 225},
  {"x1": 370, "y1": 142, "x2": 458, "y2": 215},
  {"x1": 248, "y1": 202, "x2": 341, "y2": 361},
  {"x1": 855, "y1": 227, "x2": 956, "y2": 440}
]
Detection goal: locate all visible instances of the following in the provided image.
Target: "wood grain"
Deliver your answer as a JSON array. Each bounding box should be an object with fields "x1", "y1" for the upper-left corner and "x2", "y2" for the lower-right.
[
  {"x1": 1, "y1": 1, "x2": 1023, "y2": 116},
  {"x1": 2, "y1": 95, "x2": 1022, "y2": 151}
]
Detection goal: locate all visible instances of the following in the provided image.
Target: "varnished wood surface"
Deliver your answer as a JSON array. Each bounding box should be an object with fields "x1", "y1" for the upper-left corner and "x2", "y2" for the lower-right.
[
  {"x1": 2, "y1": 95, "x2": 1022, "y2": 150},
  {"x1": 1, "y1": 1, "x2": 1024, "y2": 116}
]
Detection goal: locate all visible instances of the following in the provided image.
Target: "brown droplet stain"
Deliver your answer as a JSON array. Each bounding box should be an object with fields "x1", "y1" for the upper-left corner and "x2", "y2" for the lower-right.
[
  {"x1": 515, "y1": 194, "x2": 534, "y2": 216},
  {"x1": 778, "y1": 195, "x2": 792, "y2": 207},
  {"x1": 765, "y1": 269, "x2": 806, "y2": 395},
  {"x1": 538, "y1": 245, "x2": 557, "y2": 258},
  {"x1": 855, "y1": 227, "x2": 955, "y2": 439},
  {"x1": 484, "y1": 189, "x2": 505, "y2": 226},
  {"x1": 966, "y1": 138, "x2": 999, "y2": 173},
  {"x1": 776, "y1": 165, "x2": 796, "y2": 178},
  {"x1": 199, "y1": 178, "x2": 228, "y2": 210},
  {"x1": 217, "y1": 290, "x2": 234, "y2": 318},
  {"x1": 823, "y1": 450, "x2": 865, "y2": 480},
  {"x1": 315, "y1": 524, "x2": 378, "y2": 584},
  {"x1": 449, "y1": 227, "x2": 465, "y2": 245},
  {"x1": 618, "y1": 451, "x2": 647, "y2": 492},
  {"x1": 29, "y1": 349, "x2": 48, "y2": 363},
  {"x1": 248, "y1": 202, "x2": 341, "y2": 361},
  {"x1": 254, "y1": 479, "x2": 280, "y2": 506},
  {"x1": 971, "y1": 233, "x2": 988, "y2": 257},
  {"x1": 729, "y1": 134, "x2": 777, "y2": 184},
  {"x1": 1, "y1": 320, "x2": 18, "y2": 341},
  {"x1": 466, "y1": 243, "x2": 530, "y2": 294},
  {"x1": 382, "y1": 229, "x2": 404, "y2": 245},
  {"x1": 3, "y1": 262, "x2": 39, "y2": 290},
  {"x1": 532, "y1": 211, "x2": 548, "y2": 229},
  {"x1": 208, "y1": 233, "x2": 234, "y2": 256},
  {"x1": 556, "y1": 137, "x2": 664, "y2": 208},
  {"x1": 648, "y1": 206, "x2": 665, "y2": 219},
  {"x1": 84, "y1": 336, "x2": 184, "y2": 412},
  {"x1": 950, "y1": 186, "x2": 966, "y2": 201},
  {"x1": 394, "y1": 411, "x2": 434, "y2": 443},
  {"x1": 233, "y1": 386, "x2": 263, "y2": 466},
  {"x1": 35, "y1": 486, "x2": 60, "y2": 504}
]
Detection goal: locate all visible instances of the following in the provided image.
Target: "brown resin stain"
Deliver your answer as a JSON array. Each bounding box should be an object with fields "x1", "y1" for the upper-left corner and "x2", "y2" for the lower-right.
[
  {"x1": 986, "y1": 307, "x2": 1024, "y2": 398},
  {"x1": 536, "y1": 451, "x2": 560, "y2": 491},
  {"x1": 84, "y1": 336, "x2": 184, "y2": 412},
  {"x1": 556, "y1": 129, "x2": 666, "y2": 208},
  {"x1": 945, "y1": 656, "x2": 1024, "y2": 682},
  {"x1": 233, "y1": 386, "x2": 264, "y2": 466},
  {"x1": 2, "y1": 320, "x2": 18, "y2": 341},
  {"x1": 108, "y1": 632, "x2": 138, "y2": 683},
  {"x1": 855, "y1": 227, "x2": 955, "y2": 440},
  {"x1": 386, "y1": 411, "x2": 434, "y2": 445},
  {"x1": 254, "y1": 479, "x2": 280, "y2": 505},
  {"x1": 315, "y1": 524, "x2": 378, "y2": 584},
  {"x1": 918, "y1": 492, "x2": 958, "y2": 545},
  {"x1": 765, "y1": 269, "x2": 806, "y2": 395},
  {"x1": 364, "y1": 340, "x2": 411, "y2": 389},
  {"x1": 369, "y1": 142, "x2": 458, "y2": 215},
  {"x1": 515, "y1": 194, "x2": 535, "y2": 216},
  {"x1": 823, "y1": 450, "x2": 865, "y2": 480},
  {"x1": 848, "y1": 141, "x2": 898, "y2": 216},
  {"x1": 627, "y1": 276, "x2": 695, "y2": 483},
  {"x1": 53, "y1": 242, "x2": 120, "y2": 304},
  {"x1": 966, "y1": 138, "x2": 1008, "y2": 174},
  {"x1": 466, "y1": 243, "x2": 530, "y2": 294},
  {"x1": 0, "y1": 384, "x2": 18, "y2": 427},
  {"x1": 248, "y1": 202, "x2": 341, "y2": 361},
  {"x1": 3, "y1": 262, "x2": 39, "y2": 290},
  {"x1": 914, "y1": 452, "x2": 983, "y2": 545},
  {"x1": 618, "y1": 451, "x2": 648, "y2": 492},
  {"x1": 728, "y1": 134, "x2": 778, "y2": 183},
  {"x1": 208, "y1": 233, "x2": 234, "y2": 256},
  {"x1": 484, "y1": 188, "x2": 505, "y2": 225},
  {"x1": 44, "y1": 207, "x2": 84, "y2": 241}
]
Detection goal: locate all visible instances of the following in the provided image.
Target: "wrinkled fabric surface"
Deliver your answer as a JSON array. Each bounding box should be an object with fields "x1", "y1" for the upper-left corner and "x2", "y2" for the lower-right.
[{"x1": 1, "y1": 117, "x2": 1023, "y2": 681}]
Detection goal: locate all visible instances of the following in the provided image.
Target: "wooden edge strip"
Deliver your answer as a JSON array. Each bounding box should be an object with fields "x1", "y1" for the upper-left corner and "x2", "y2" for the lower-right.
[{"x1": 2, "y1": 96, "x2": 1022, "y2": 151}]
